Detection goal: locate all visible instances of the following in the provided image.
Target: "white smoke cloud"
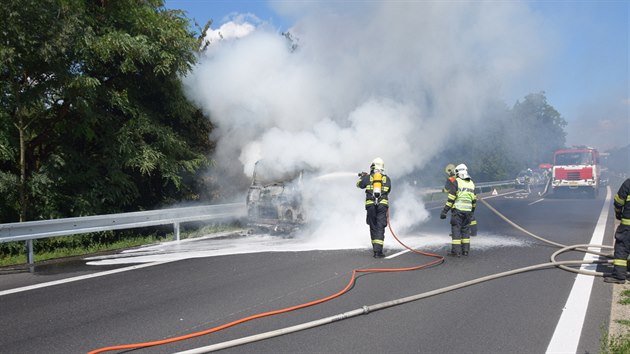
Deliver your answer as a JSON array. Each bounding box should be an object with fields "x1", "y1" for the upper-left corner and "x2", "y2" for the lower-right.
[{"x1": 183, "y1": 1, "x2": 548, "y2": 245}]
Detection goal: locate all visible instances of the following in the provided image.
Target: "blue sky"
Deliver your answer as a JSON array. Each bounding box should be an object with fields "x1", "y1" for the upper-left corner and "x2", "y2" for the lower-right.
[{"x1": 165, "y1": 0, "x2": 628, "y2": 152}]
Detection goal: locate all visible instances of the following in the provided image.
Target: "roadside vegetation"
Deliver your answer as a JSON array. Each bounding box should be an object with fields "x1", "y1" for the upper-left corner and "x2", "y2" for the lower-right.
[
  {"x1": 0, "y1": 223, "x2": 240, "y2": 267},
  {"x1": 601, "y1": 288, "x2": 630, "y2": 354}
]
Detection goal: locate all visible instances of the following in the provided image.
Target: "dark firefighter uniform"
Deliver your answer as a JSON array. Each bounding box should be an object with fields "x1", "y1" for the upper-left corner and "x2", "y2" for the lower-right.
[
  {"x1": 605, "y1": 178, "x2": 630, "y2": 283},
  {"x1": 357, "y1": 169, "x2": 391, "y2": 258},
  {"x1": 444, "y1": 175, "x2": 478, "y2": 236},
  {"x1": 441, "y1": 177, "x2": 476, "y2": 256}
]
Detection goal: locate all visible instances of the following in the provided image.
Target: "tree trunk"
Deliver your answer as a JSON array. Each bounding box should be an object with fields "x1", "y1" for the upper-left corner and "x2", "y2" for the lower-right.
[{"x1": 18, "y1": 114, "x2": 26, "y2": 223}]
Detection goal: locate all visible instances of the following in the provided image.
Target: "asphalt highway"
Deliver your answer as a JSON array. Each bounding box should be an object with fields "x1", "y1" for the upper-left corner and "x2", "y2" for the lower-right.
[{"x1": 0, "y1": 186, "x2": 617, "y2": 353}]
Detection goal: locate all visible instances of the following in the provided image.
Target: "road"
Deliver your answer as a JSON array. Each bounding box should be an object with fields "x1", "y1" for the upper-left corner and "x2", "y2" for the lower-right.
[{"x1": 0, "y1": 186, "x2": 617, "y2": 353}]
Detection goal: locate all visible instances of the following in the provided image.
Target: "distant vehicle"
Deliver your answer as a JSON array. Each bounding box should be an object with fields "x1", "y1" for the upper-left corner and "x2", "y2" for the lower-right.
[
  {"x1": 551, "y1": 146, "x2": 602, "y2": 198},
  {"x1": 515, "y1": 169, "x2": 533, "y2": 187},
  {"x1": 515, "y1": 169, "x2": 543, "y2": 191},
  {"x1": 245, "y1": 160, "x2": 306, "y2": 235}
]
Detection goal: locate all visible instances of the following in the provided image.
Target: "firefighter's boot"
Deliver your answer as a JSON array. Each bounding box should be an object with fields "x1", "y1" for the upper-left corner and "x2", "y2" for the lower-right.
[
  {"x1": 373, "y1": 244, "x2": 385, "y2": 258},
  {"x1": 462, "y1": 238, "x2": 470, "y2": 256},
  {"x1": 448, "y1": 240, "x2": 461, "y2": 257},
  {"x1": 605, "y1": 263, "x2": 628, "y2": 284},
  {"x1": 447, "y1": 246, "x2": 460, "y2": 257}
]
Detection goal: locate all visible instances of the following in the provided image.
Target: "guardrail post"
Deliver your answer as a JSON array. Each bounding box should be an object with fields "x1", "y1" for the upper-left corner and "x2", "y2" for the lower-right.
[
  {"x1": 27, "y1": 240, "x2": 34, "y2": 264},
  {"x1": 174, "y1": 222, "x2": 180, "y2": 241}
]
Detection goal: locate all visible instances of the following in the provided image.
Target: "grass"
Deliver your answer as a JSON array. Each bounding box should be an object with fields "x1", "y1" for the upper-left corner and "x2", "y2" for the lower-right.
[
  {"x1": 601, "y1": 286, "x2": 630, "y2": 353},
  {"x1": 0, "y1": 223, "x2": 241, "y2": 268},
  {"x1": 619, "y1": 290, "x2": 630, "y2": 305},
  {"x1": 601, "y1": 331, "x2": 630, "y2": 354},
  {"x1": 0, "y1": 235, "x2": 163, "y2": 267}
]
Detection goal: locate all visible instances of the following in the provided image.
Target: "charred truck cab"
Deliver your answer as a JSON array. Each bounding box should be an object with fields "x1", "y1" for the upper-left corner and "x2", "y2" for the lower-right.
[{"x1": 245, "y1": 160, "x2": 306, "y2": 235}]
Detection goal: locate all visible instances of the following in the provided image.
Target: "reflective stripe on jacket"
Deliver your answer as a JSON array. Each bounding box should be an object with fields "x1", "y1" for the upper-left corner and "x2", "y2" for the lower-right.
[{"x1": 614, "y1": 178, "x2": 630, "y2": 226}]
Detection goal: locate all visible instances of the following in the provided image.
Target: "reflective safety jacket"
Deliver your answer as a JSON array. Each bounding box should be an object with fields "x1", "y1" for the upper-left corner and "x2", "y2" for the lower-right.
[
  {"x1": 357, "y1": 172, "x2": 391, "y2": 207},
  {"x1": 444, "y1": 177, "x2": 476, "y2": 212},
  {"x1": 614, "y1": 178, "x2": 630, "y2": 227}
]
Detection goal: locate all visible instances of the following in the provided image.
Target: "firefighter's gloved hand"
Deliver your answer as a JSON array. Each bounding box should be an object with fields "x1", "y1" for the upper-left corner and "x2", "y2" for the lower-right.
[
  {"x1": 616, "y1": 212, "x2": 622, "y2": 221},
  {"x1": 358, "y1": 172, "x2": 368, "y2": 177},
  {"x1": 440, "y1": 210, "x2": 447, "y2": 219}
]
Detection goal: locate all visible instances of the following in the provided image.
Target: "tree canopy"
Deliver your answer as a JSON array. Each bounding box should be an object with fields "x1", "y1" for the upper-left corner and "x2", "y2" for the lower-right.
[
  {"x1": 424, "y1": 91, "x2": 568, "y2": 183},
  {"x1": 0, "y1": 0, "x2": 213, "y2": 222}
]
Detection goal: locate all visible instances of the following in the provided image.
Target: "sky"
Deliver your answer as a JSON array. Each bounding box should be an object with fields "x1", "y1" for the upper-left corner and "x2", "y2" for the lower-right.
[
  {"x1": 166, "y1": 0, "x2": 628, "y2": 151},
  {"x1": 162, "y1": 0, "x2": 628, "y2": 243}
]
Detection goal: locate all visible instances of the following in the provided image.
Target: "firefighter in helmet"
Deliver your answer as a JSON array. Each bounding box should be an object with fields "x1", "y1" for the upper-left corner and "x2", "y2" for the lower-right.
[
  {"x1": 357, "y1": 157, "x2": 392, "y2": 258},
  {"x1": 440, "y1": 163, "x2": 476, "y2": 256},
  {"x1": 604, "y1": 178, "x2": 630, "y2": 284},
  {"x1": 444, "y1": 164, "x2": 477, "y2": 236}
]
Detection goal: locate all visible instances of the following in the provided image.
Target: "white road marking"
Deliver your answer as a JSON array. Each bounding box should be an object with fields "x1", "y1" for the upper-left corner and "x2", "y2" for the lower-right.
[
  {"x1": 387, "y1": 249, "x2": 410, "y2": 258},
  {"x1": 545, "y1": 186, "x2": 611, "y2": 353},
  {"x1": 528, "y1": 198, "x2": 545, "y2": 205},
  {"x1": 0, "y1": 261, "x2": 173, "y2": 297}
]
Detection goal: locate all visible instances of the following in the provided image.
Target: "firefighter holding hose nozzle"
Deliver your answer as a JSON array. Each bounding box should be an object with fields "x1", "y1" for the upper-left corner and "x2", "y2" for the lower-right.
[
  {"x1": 357, "y1": 157, "x2": 391, "y2": 258},
  {"x1": 440, "y1": 163, "x2": 476, "y2": 257},
  {"x1": 604, "y1": 178, "x2": 630, "y2": 284}
]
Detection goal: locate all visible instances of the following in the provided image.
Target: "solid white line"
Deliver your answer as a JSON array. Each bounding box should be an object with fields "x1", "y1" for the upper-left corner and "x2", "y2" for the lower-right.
[
  {"x1": 528, "y1": 198, "x2": 545, "y2": 205},
  {"x1": 545, "y1": 186, "x2": 611, "y2": 353},
  {"x1": 0, "y1": 261, "x2": 173, "y2": 297},
  {"x1": 386, "y1": 249, "x2": 410, "y2": 259}
]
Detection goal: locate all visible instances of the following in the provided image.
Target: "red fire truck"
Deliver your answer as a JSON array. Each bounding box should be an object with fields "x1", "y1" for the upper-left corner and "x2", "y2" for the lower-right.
[{"x1": 551, "y1": 146, "x2": 602, "y2": 198}]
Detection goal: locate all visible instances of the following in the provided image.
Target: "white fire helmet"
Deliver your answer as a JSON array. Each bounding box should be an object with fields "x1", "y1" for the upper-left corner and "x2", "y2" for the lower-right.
[
  {"x1": 371, "y1": 157, "x2": 385, "y2": 171},
  {"x1": 455, "y1": 163, "x2": 469, "y2": 179}
]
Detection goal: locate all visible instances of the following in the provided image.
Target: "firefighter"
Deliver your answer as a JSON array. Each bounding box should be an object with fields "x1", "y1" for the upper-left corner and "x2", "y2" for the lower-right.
[
  {"x1": 440, "y1": 163, "x2": 476, "y2": 256},
  {"x1": 604, "y1": 178, "x2": 630, "y2": 284},
  {"x1": 357, "y1": 157, "x2": 392, "y2": 258},
  {"x1": 444, "y1": 164, "x2": 477, "y2": 236}
]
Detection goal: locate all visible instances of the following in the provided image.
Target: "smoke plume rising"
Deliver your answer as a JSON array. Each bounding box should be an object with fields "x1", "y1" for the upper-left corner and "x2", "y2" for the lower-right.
[{"x1": 183, "y1": 2, "x2": 547, "y2": 246}]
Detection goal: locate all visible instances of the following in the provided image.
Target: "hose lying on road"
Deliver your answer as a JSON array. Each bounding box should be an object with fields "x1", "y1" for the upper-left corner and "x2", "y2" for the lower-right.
[
  {"x1": 87, "y1": 213, "x2": 445, "y2": 354},
  {"x1": 172, "y1": 194, "x2": 615, "y2": 353},
  {"x1": 90, "y1": 191, "x2": 614, "y2": 354},
  {"x1": 174, "y1": 258, "x2": 607, "y2": 354}
]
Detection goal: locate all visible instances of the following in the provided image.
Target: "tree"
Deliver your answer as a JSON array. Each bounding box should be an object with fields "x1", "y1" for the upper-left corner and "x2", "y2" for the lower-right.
[
  {"x1": 430, "y1": 92, "x2": 567, "y2": 183},
  {"x1": 510, "y1": 92, "x2": 567, "y2": 167},
  {"x1": 0, "y1": 0, "x2": 213, "y2": 222}
]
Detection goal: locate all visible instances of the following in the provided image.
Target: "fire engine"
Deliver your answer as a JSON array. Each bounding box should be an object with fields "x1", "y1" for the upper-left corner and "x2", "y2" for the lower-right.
[{"x1": 550, "y1": 146, "x2": 602, "y2": 198}]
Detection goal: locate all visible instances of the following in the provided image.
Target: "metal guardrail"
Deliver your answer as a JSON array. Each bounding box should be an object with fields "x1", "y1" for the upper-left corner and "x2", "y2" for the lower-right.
[
  {"x1": 421, "y1": 179, "x2": 516, "y2": 200},
  {"x1": 0, "y1": 203, "x2": 247, "y2": 264},
  {"x1": 475, "y1": 180, "x2": 517, "y2": 193}
]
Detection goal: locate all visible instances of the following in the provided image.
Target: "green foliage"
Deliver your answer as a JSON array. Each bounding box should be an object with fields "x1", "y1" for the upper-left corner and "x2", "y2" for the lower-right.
[
  {"x1": 433, "y1": 92, "x2": 567, "y2": 183},
  {"x1": 0, "y1": 0, "x2": 214, "y2": 223},
  {"x1": 599, "y1": 288, "x2": 630, "y2": 354},
  {"x1": 0, "y1": 222, "x2": 242, "y2": 267},
  {"x1": 620, "y1": 290, "x2": 630, "y2": 305},
  {"x1": 601, "y1": 330, "x2": 630, "y2": 354},
  {"x1": 510, "y1": 92, "x2": 567, "y2": 165}
]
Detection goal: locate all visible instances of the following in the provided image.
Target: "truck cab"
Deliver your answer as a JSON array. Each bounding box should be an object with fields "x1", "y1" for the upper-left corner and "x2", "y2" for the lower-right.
[
  {"x1": 245, "y1": 160, "x2": 306, "y2": 235},
  {"x1": 551, "y1": 147, "x2": 601, "y2": 198}
]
